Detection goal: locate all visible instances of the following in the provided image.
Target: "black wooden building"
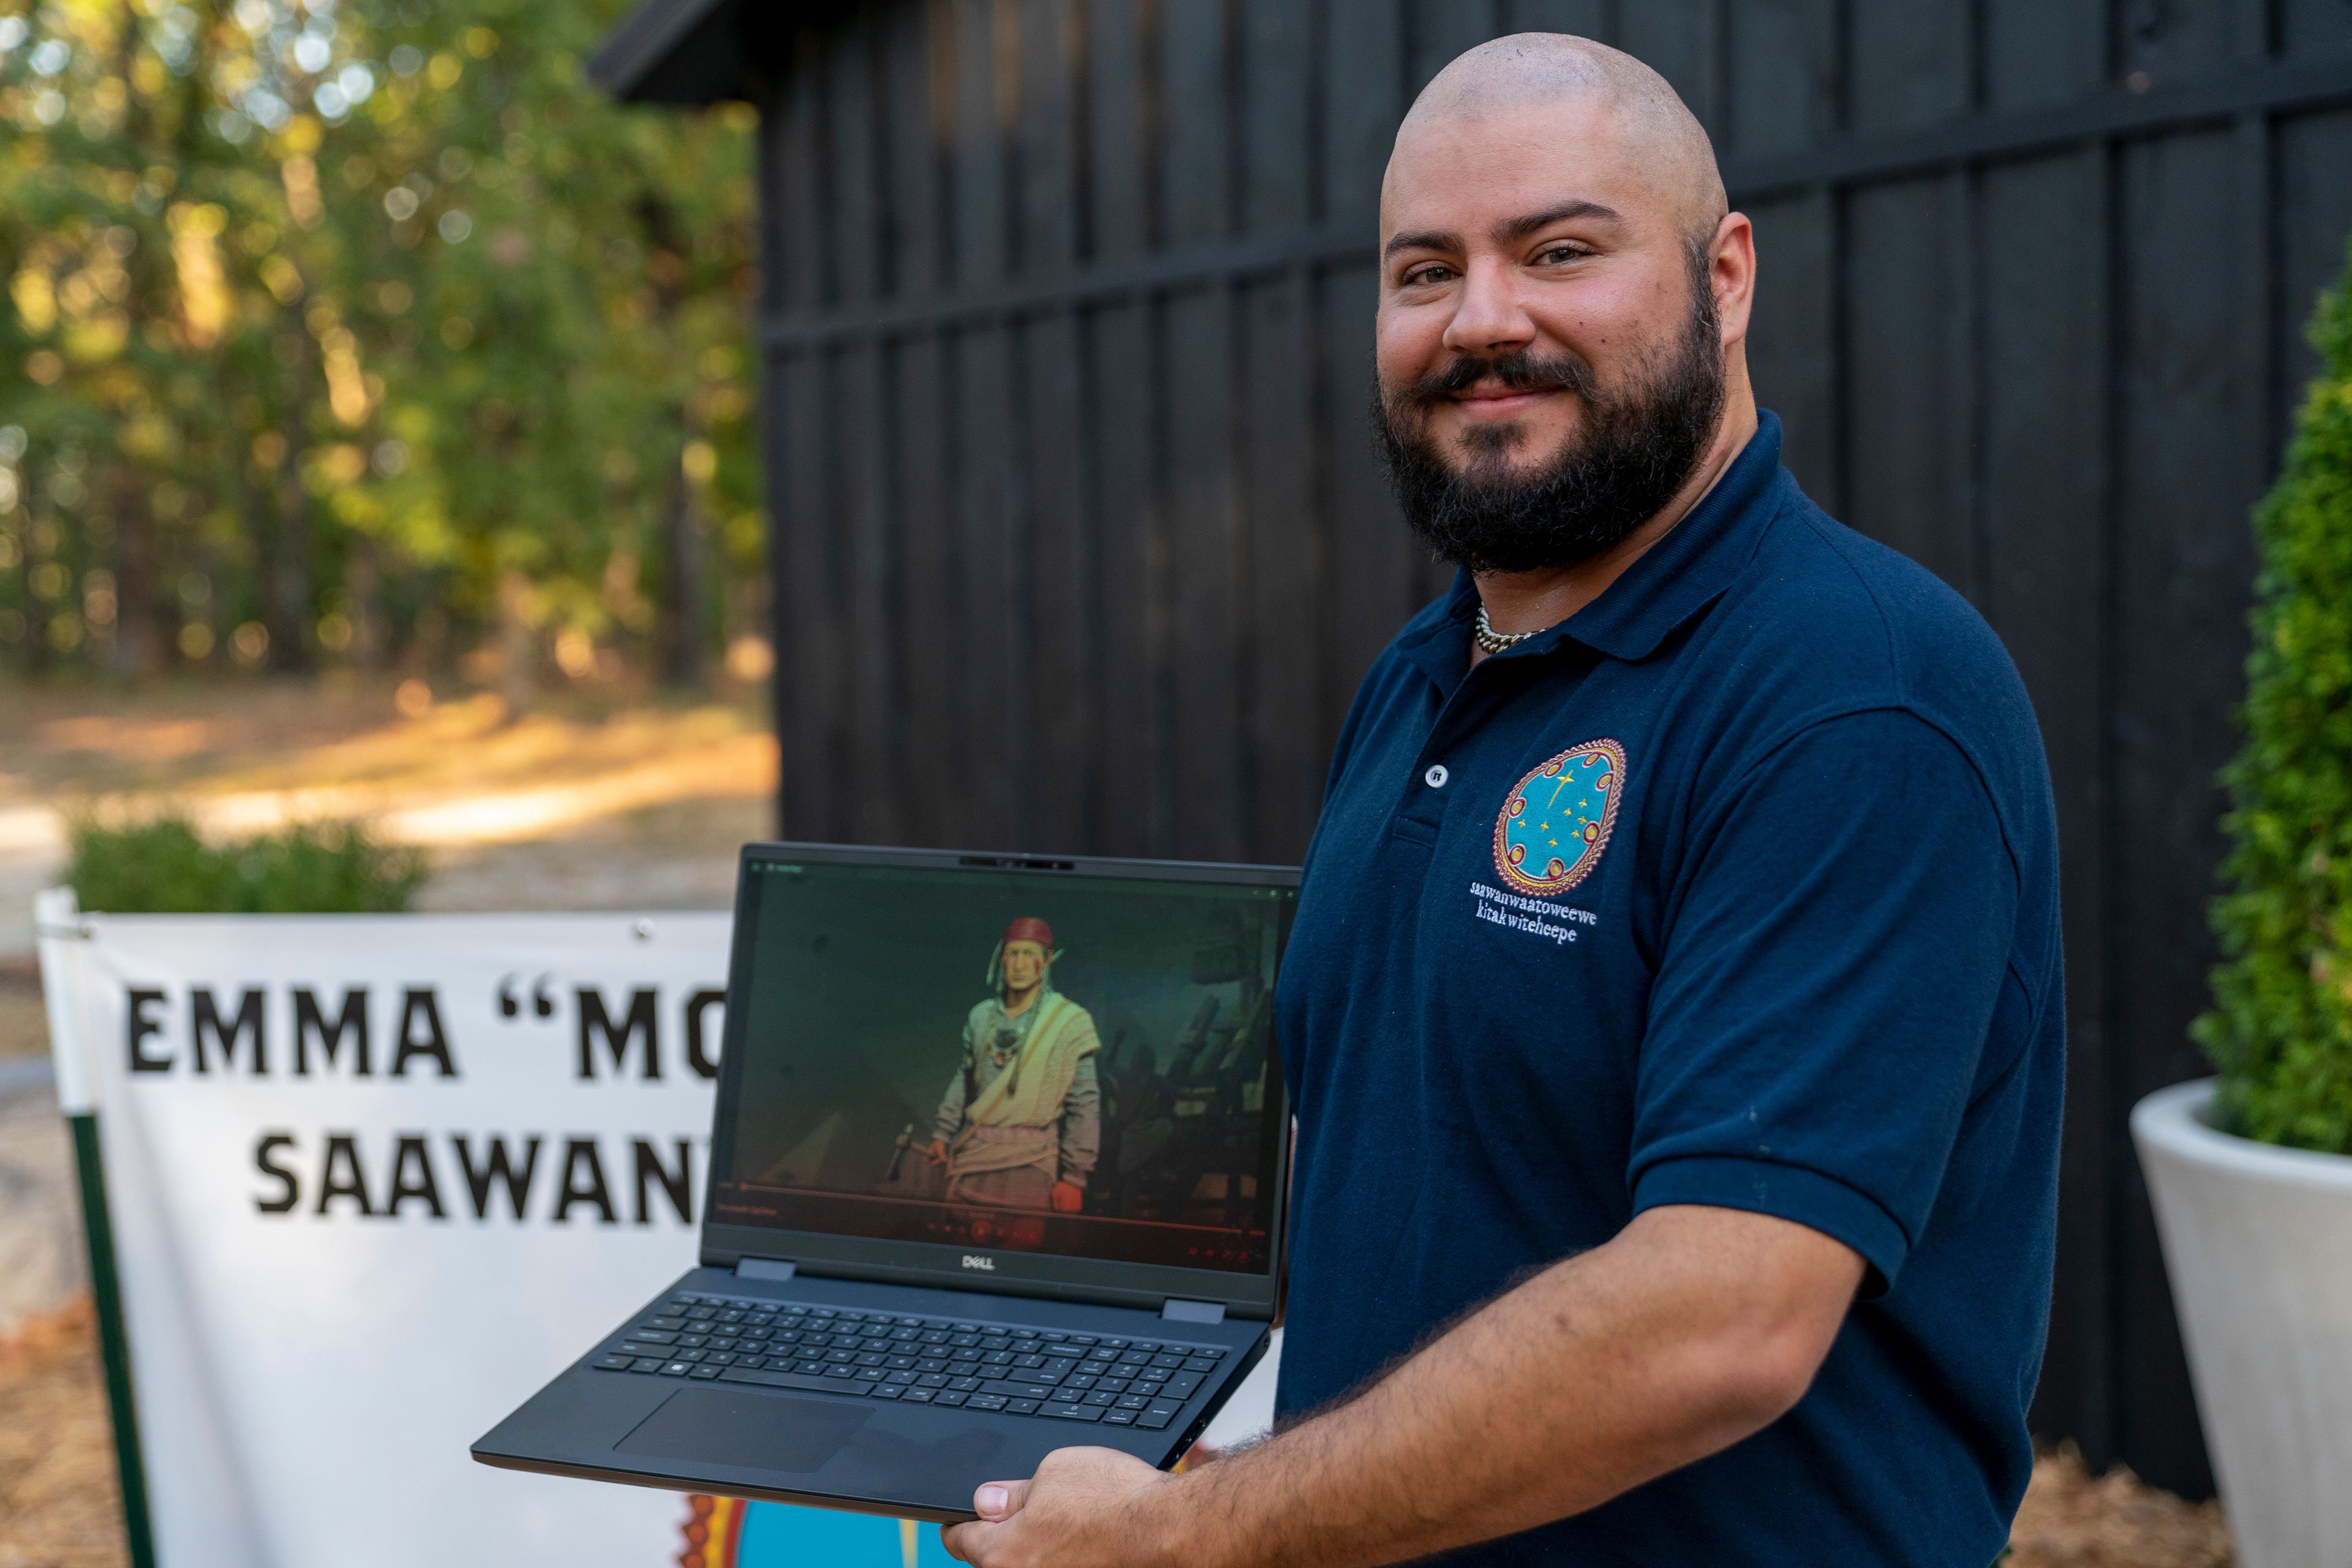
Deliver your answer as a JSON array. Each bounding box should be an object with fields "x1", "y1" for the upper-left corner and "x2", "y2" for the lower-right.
[{"x1": 595, "y1": 0, "x2": 2352, "y2": 1497}]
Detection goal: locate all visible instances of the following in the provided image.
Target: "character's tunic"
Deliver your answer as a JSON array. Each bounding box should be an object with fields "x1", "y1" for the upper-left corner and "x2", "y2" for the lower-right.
[{"x1": 933, "y1": 985, "x2": 1100, "y2": 1208}]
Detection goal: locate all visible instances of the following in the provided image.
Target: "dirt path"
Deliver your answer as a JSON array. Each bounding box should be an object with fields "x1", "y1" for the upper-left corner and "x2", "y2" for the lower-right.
[
  {"x1": 0, "y1": 677, "x2": 774, "y2": 962},
  {"x1": 0, "y1": 1075, "x2": 83, "y2": 1332}
]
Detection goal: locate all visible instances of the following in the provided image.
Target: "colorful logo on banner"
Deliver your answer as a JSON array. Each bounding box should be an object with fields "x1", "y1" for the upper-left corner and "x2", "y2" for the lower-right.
[
  {"x1": 682, "y1": 1498, "x2": 959, "y2": 1567},
  {"x1": 1493, "y1": 739, "x2": 1627, "y2": 897}
]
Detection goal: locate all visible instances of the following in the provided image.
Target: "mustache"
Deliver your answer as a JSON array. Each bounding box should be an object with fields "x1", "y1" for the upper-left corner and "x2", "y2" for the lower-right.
[{"x1": 1389, "y1": 349, "x2": 1602, "y2": 410}]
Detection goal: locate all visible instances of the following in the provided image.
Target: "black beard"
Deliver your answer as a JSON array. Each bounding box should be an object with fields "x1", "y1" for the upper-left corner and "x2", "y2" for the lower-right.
[{"x1": 1371, "y1": 258, "x2": 1728, "y2": 576}]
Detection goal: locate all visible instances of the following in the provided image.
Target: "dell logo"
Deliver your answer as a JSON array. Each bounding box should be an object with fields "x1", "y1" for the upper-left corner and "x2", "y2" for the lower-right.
[{"x1": 961, "y1": 1254, "x2": 996, "y2": 1272}]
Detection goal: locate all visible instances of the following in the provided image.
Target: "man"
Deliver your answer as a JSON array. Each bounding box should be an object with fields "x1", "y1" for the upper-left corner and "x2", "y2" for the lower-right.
[
  {"x1": 945, "y1": 33, "x2": 2060, "y2": 1568},
  {"x1": 927, "y1": 916, "x2": 1100, "y2": 1213}
]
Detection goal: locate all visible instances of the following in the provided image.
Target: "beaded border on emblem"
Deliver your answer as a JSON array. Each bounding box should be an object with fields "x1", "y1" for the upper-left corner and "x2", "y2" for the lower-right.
[{"x1": 1491, "y1": 738, "x2": 1628, "y2": 898}]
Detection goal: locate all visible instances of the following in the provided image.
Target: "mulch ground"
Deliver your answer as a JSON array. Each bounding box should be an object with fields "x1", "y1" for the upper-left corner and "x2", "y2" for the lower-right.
[
  {"x1": 0, "y1": 1299, "x2": 128, "y2": 1568},
  {"x1": 2009, "y1": 1444, "x2": 2234, "y2": 1567},
  {"x1": 0, "y1": 1294, "x2": 2236, "y2": 1568}
]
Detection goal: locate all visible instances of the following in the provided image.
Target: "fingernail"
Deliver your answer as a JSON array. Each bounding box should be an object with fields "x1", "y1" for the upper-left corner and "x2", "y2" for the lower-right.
[{"x1": 978, "y1": 1483, "x2": 1009, "y2": 1517}]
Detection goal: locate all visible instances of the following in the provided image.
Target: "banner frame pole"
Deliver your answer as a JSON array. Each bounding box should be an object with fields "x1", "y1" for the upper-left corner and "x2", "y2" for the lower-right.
[{"x1": 37, "y1": 888, "x2": 159, "y2": 1568}]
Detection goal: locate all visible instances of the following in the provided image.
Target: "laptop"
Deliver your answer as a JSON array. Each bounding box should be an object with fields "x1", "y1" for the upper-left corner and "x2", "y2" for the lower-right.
[{"x1": 472, "y1": 842, "x2": 1297, "y2": 1523}]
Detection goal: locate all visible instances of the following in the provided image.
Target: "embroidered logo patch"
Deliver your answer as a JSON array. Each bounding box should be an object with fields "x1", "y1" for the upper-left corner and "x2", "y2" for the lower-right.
[{"x1": 1492, "y1": 739, "x2": 1627, "y2": 897}]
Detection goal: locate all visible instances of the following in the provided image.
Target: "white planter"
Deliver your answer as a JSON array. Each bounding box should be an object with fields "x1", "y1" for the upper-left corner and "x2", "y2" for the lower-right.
[{"x1": 2133, "y1": 1079, "x2": 2352, "y2": 1568}]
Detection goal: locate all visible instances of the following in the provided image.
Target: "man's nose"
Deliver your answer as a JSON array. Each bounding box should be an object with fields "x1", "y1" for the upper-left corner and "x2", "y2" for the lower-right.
[{"x1": 1442, "y1": 256, "x2": 1537, "y2": 359}]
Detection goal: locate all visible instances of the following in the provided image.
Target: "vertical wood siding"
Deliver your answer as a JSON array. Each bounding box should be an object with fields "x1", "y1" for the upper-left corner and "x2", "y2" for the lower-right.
[{"x1": 752, "y1": 0, "x2": 2352, "y2": 1496}]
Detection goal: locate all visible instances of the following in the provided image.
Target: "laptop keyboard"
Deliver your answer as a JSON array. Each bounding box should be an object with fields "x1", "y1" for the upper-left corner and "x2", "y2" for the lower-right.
[{"x1": 594, "y1": 1291, "x2": 1231, "y2": 1431}]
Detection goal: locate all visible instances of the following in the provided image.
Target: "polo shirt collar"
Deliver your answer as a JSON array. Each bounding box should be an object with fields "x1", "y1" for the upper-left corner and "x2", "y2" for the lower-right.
[{"x1": 1422, "y1": 409, "x2": 1787, "y2": 670}]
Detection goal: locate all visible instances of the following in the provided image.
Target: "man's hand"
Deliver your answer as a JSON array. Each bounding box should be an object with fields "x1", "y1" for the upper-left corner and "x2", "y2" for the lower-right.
[
  {"x1": 924, "y1": 1139, "x2": 949, "y2": 1166},
  {"x1": 940, "y1": 1447, "x2": 1178, "y2": 1568},
  {"x1": 937, "y1": 1205, "x2": 1860, "y2": 1568},
  {"x1": 1050, "y1": 1179, "x2": 1085, "y2": 1212}
]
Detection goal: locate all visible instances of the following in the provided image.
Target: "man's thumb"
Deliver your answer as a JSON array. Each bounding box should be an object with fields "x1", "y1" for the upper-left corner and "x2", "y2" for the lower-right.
[{"x1": 973, "y1": 1477, "x2": 1030, "y2": 1520}]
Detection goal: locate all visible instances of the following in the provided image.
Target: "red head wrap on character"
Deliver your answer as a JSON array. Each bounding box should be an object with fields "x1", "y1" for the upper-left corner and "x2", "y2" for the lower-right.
[
  {"x1": 986, "y1": 918, "x2": 1061, "y2": 989},
  {"x1": 1001, "y1": 916, "x2": 1055, "y2": 949}
]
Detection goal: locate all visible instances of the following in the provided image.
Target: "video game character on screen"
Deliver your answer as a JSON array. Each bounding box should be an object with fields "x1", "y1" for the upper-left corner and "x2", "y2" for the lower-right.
[
  {"x1": 923, "y1": 918, "x2": 1100, "y2": 1215},
  {"x1": 714, "y1": 859, "x2": 1284, "y2": 1272}
]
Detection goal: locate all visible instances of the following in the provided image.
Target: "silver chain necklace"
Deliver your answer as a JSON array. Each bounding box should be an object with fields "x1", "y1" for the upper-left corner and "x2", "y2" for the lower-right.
[{"x1": 1474, "y1": 604, "x2": 1543, "y2": 655}]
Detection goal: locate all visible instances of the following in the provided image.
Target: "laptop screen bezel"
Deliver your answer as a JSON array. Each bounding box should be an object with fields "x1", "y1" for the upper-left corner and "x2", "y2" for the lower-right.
[{"x1": 699, "y1": 840, "x2": 1296, "y2": 1319}]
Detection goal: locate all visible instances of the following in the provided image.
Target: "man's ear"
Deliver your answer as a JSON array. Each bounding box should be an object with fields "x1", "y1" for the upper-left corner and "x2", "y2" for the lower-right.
[{"x1": 1709, "y1": 211, "x2": 1757, "y2": 347}]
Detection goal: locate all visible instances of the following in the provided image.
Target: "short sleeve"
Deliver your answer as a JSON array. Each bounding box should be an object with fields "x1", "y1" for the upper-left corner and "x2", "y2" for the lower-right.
[{"x1": 1627, "y1": 708, "x2": 2016, "y2": 1296}]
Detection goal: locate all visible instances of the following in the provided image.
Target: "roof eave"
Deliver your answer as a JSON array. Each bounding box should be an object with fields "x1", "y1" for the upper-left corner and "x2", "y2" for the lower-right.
[{"x1": 588, "y1": 0, "x2": 752, "y2": 105}]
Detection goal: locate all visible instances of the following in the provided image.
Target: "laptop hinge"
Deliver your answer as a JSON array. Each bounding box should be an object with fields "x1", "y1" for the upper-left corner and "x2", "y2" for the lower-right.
[
  {"x1": 736, "y1": 1259, "x2": 797, "y2": 1282},
  {"x1": 1161, "y1": 1298, "x2": 1225, "y2": 1324}
]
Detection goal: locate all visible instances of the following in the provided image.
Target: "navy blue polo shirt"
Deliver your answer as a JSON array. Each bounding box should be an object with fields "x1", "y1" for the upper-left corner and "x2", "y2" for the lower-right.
[{"x1": 1273, "y1": 413, "x2": 2063, "y2": 1566}]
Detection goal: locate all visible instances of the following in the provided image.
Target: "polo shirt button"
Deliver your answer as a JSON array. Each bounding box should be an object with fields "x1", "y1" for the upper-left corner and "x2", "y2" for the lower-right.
[{"x1": 1424, "y1": 764, "x2": 1450, "y2": 789}]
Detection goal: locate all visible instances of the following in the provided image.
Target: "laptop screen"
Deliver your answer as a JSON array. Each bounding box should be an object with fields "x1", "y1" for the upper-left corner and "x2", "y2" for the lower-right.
[{"x1": 711, "y1": 857, "x2": 1294, "y2": 1276}]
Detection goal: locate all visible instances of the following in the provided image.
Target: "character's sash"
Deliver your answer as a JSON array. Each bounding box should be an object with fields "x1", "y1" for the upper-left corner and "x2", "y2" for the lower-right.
[{"x1": 949, "y1": 994, "x2": 1097, "y2": 1178}]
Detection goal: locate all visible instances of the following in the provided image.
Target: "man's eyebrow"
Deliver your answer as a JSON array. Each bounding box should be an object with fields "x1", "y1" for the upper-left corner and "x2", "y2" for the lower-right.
[
  {"x1": 1494, "y1": 200, "x2": 1623, "y2": 243},
  {"x1": 1381, "y1": 202, "x2": 1627, "y2": 262},
  {"x1": 1382, "y1": 228, "x2": 1460, "y2": 261}
]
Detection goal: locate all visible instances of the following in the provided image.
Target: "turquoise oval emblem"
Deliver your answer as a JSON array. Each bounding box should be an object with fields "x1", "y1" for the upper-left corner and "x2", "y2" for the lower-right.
[{"x1": 1491, "y1": 739, "x2": 1627, "y2": 897}]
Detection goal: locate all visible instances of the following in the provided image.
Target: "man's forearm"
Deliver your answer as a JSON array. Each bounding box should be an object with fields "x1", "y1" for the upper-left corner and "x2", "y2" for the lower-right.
[{"x1": 1137, "y1": 1206, "x2": 1862, "y2": 1568}]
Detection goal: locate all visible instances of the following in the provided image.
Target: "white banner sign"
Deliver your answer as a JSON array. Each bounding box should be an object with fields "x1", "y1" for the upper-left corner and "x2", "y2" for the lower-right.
[{"x1": 47, "y1": 908, "x2": 729, "y2": 1567}]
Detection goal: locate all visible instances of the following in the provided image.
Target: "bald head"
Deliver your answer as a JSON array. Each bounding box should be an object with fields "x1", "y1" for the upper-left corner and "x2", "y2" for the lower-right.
[{"x1": 1394, "y1": 34, "x2": 1726, "y2": 245}]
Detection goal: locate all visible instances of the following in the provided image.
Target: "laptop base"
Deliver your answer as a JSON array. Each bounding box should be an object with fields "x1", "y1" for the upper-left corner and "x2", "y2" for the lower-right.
[{"x1": 471, "y1": 1266, "x2": 1270, "y2": 1524}]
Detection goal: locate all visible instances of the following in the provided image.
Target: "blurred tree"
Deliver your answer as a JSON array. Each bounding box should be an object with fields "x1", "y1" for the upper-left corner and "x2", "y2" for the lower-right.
[{"x1": 0, "y1": 0, "x2": 762, "y2": 690}]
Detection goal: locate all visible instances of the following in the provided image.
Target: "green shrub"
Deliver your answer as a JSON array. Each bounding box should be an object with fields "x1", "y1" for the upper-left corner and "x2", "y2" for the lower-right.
[
  {"x1": 2196, "y1": 238, "x2": 2352, "y2": 1152},
  {"x1": 65, "y1": 814, "x2": 429, "y2": 916}
]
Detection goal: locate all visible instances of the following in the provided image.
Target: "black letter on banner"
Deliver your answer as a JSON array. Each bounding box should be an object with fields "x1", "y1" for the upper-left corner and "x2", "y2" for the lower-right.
[
  {"x1": 386, "y1": 1134, "x2": 447, "y2": 1218},
  {"x1": 553, "y1": 1138, "x2": 617, "y2": 1224},
  {"x1": 129, "y1": 989, "x2": 171, "y2": 1073},
  {"x1": 293, "y1": 987, "x2": 371, "y2": 1077},
  {"x1": 577, "y1": 988, "x2": 660, "y2": 1080},
  {"x1": 453, "y1": 1135, "x2": 543, "y2": 1220},
  {"x1": 389, "y1": 989, "x2": 456, "y2": 1077},
  {"x1": 192, "y1": 987, "x2": 267, "y2": 1076},
  {"x1": 254, "y1": 1133, "x2": 300, "y2": 1214},
  {"x1": 683, "y1": 990, "x2": 725, "y2": 1080},
  {"x1": 632, "y1": 1138, "x2": 694, "y2": 1225},
  {"x1": 316, "y1": 1133, "x2": 376, "y2": 1216}
]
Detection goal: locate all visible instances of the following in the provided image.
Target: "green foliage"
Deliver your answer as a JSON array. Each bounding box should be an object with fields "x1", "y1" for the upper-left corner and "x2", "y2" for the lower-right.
[
  {"x1": 66, "y1": 812, "x2": 427, "y2": 913},
  {"x1": 0, "y1": 0, "x2": 760, "y2": 684},
  {"x1": 2195, "y1": 238, "x2": 2352, "y2": 1152}
]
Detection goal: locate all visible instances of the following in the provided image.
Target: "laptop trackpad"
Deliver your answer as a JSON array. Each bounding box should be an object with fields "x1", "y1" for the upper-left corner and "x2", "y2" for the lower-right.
[{"x1": 617, "y1": 1389, "x2": 872, "y2": 1473}]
